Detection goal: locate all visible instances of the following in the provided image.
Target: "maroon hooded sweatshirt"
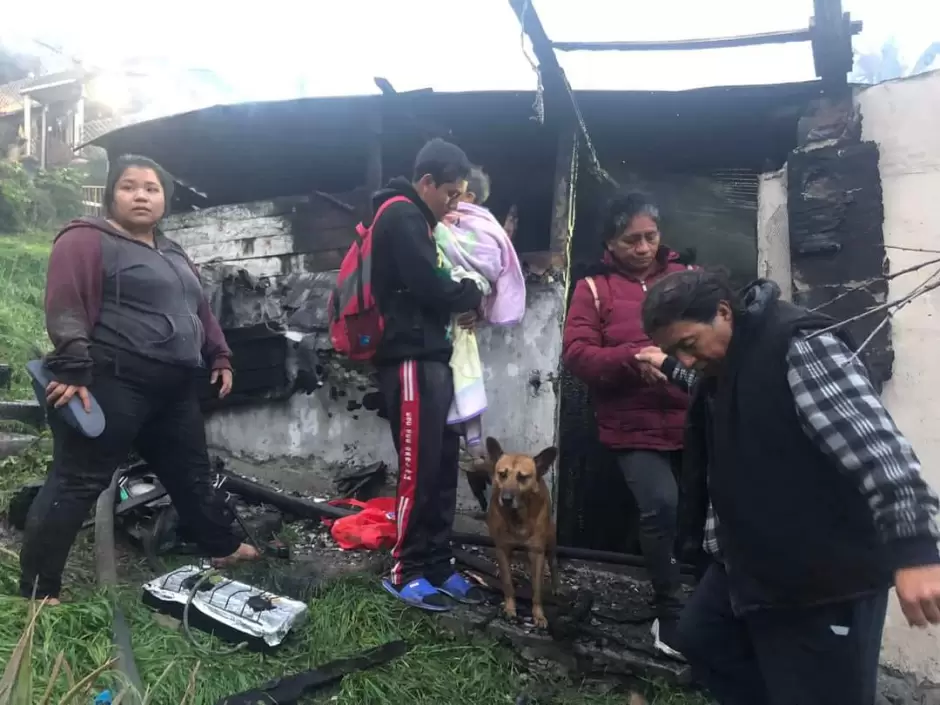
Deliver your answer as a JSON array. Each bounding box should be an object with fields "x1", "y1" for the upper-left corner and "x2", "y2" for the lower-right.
[
  {"x1": 43, "y1": 217, "x2": 232, "y2": 387},
  {"x1": 562, "y1": 247, "x2": 692, "y2": 451}
]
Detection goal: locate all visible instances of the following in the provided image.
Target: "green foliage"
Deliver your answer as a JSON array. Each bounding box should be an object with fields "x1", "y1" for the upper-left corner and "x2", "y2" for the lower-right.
[
  {"x1": 0, "y1": 163, "x2": 33, "y2": 234},
  {"x1": 0, "y1": 162, "x2": 84, "y2": 234},
  {"x1": 0, "y1": 230, "x2": 51, "y2": 400},
  {"x1": 32, "y1": 169, "x2": 83, "y2": 227}
]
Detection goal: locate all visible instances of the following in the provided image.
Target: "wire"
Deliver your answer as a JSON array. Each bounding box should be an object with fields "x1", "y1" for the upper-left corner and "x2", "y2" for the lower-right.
[{"x1": 182, "y1": 569, "x2": 248, "y2": 656}]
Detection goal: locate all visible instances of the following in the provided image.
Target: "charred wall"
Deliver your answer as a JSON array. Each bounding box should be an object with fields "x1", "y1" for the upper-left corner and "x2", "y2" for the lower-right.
[{"x1": 787, "y1": 96, "x2": 892, "y2": 389}]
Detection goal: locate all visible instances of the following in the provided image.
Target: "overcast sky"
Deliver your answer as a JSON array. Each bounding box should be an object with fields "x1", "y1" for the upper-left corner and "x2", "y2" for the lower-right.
[{"x1": 3, "y1": 0, "x2": 938, "y2": 104}]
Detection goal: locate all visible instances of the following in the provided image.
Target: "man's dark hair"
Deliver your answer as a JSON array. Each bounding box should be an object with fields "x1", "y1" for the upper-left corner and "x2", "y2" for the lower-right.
[
  {"x1": 601, "y1": 192, "x2": 660, "y2": 243},
  {"x1": 103, "y1": 154, "x2": 175, "y2": 218},
  {"x1": 642, "y1": 268, "x2": 740, "y2": 335},
  {"x1": 466, "y1": 166, "x2": 491, "y2": 204},
  {"x1": 412, "y1": 138, "x2": 472, "y2": 185}
]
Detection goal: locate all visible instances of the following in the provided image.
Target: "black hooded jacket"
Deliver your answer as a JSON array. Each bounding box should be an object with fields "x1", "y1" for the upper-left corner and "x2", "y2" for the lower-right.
[
  {"x1": 369, "y1": 178, "x2": 483, "y2": 365},
  {"x1": 681, "y1": 281, "x2": 910, "y2": 611}
]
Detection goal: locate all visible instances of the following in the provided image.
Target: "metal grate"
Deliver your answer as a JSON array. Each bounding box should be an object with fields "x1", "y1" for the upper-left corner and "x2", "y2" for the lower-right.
[{"x1": 82, "y1": 185, "x2": 104, "y2": 217}]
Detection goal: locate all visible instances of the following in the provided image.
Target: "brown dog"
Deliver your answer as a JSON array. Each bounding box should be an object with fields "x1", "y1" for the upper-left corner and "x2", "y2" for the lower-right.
[{"x1": 484, "y1": 437, "x2": 558, "y2": 628}]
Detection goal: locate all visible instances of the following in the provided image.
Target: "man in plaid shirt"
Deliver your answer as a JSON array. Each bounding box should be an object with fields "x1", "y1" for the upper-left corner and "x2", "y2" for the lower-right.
[{"x1": 636, "y1": 270, "x2": 940, "y2": 705}]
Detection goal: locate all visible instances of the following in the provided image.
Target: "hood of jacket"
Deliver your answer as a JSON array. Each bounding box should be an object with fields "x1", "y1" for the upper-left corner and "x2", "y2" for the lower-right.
[{"x1": 370, "y1": 177, "x2": 437, "y2": 229}]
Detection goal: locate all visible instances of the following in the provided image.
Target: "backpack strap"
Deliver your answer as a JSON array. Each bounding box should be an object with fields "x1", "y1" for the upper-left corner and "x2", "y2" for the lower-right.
[{"x1": 584, "y1": 276, "x2": 601, "y2": 314}]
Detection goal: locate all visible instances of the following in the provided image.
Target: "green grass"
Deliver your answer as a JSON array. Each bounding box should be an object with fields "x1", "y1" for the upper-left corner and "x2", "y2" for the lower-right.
[
  {"x1": 0, "y1": 231, "x2": 52, "y2": 401},
  {"x1": 0, "y1": 448, "x2": 709, "y2": 704},
  {"x1": 0, "y1": 566, "x2": 711, "y2": 705}
]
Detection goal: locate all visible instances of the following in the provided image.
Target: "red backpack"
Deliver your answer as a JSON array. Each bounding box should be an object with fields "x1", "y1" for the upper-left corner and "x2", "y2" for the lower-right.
[{"x1": 329, "y1": 196, "x2": 412, "y2": 360}]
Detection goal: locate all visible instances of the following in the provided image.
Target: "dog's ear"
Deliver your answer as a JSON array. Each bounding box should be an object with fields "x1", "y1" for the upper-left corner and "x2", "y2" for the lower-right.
[
  {"x1": 533, "y1": 446, "x2": 558, "y2": 478},
  {"x1": 485, "y1": 437, "x2": 504, "y2": 463}
]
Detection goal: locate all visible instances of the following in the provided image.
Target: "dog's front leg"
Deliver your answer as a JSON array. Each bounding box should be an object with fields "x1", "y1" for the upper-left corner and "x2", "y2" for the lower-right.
[
  {"x1": 494, "y1": 543, "x2": 516, "y2": 619},
  {"x1": 528, "y1": 547, "x2": 547, "y2": 628}
]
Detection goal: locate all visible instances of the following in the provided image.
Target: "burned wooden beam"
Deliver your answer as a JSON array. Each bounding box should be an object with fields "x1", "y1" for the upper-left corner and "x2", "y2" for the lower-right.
[
  {"x1": 363, "y1": 111, "x2": 383, "y2": 220},
  {"x1": 549, "y1": 129, "x2": 578, "y2": 269},
  {"x1": 552, "y1": 21, "x2": 862, "y2": 53},
  {"x1": 373, "y1": 76, "x2": 396, "y2": 95},
  {"x1": 507, "y1": 0, "x2": 617, "y2": 187},
  {"x1": 508, "y1": 0, "x2": 566, "y2": 84},
  {"x1": 312, "y1": 191, "x2": 355, "y2": 213},
  {"x1": 550, "y1": 0, "x2": 857, "y2": 88},
  {"x1": 811, "y1": 0, "x2": 856, "y2": 87}
]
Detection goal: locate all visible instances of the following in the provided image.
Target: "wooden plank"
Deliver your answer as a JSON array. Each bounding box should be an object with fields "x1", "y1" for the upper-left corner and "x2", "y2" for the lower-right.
[
  {"x1": 193, "y1": 255, "x2": 306, "y2": 278},
  {"x1": 193, "y1": 248, "x2": 350, "y2": 278},
  {"x1": 301, "y1": 248, "x2": 348, "y2": 272},
  {"x1": 549, "y1": 130, "x2": 578, "y2": 265},
  {"x1": 170, "y1": 203, "x2": 357, "y2": 251},
  {"x1": 551, "y1": 21, "x2": 862, "y2": 52},
  {"x1": 165, "y1": 197, "x2": 307, "y2": 230},
  {"x1": 176, "y1": 218, "x2": 291, "y2": 251},
  {"x1": 184, "y1": 226, "x2": 355, "y2": 263},
  {"x1": 185, "y1": 234, "x2": 294, "y2": 264},
  {"x1": 167, "y1": 191, "x2": 365, "y2": 234}
]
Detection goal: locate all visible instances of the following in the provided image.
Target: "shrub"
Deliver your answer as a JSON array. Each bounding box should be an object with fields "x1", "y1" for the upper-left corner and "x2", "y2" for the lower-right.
[
  {"x1": 32, "y1": 168, "x2": 83, "y2": 227},
  {"x1": 0, "y1": 162, "x2": 33, "y2": 233},
  {"x1": 0, "y1": 162, "x2": 84, "y2": 234}
]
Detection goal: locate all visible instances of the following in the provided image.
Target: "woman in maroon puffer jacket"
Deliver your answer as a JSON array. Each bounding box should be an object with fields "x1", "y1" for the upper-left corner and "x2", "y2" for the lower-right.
[{"x1": 562, "y1": 193, "x2": 694, "y2": 657}]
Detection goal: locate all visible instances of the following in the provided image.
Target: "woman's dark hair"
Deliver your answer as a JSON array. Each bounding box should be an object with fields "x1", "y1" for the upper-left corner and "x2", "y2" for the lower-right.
[
  {"x1": 103, "y1": 154, "x2": 175, "y2": 219},
  {"x1": 412, "y1": 138, "x2": 472, "y2": 185},
  {"x1": 601, "y1": 192, "x2": 660, "y2": 243},
  {"x1": 641, "y1": 268, "x2": 740, "y2": 335}
]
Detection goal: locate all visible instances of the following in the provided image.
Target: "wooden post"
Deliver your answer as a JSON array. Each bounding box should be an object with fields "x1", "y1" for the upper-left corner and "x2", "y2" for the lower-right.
[
  {"x1": 550, "y1": 129, "x2": 578, "y2": 274},
  {"x1": 73, "y1": 93, "x2": 85, "y2": 153},
  {"x1": 365, "y1": 112, "x2": 383, "y2": 190},
  {"x1": 508, "y1": 0, "x2": 571, "y2": 121},
  {"x1": 363, "y1": 110, "x2": 383, "y2": 220},
  {"x1": 23, "y1": 97, "x2": 32, "y2": 157},
  {"x1": 40, "y1": 105, "x2": 47, "y2": 169}
]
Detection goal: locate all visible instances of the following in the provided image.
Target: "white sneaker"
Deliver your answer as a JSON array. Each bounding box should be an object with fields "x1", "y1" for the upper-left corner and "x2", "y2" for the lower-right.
[{"x1": 651, "y1": 618, "x2": 686, "y2": 662}]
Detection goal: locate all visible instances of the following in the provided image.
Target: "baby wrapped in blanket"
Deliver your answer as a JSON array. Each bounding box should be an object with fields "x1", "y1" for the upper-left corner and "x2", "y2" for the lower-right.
[{"x1": 433, "y1": 167, "x2": 526, "y2": 463}]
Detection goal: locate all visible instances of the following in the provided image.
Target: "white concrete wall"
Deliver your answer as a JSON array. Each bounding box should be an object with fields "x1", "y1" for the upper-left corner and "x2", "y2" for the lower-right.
[
  {"x1": 857, "y1": 69, "x2": 940, "y2": 681},
  {"x1": 164, "y1": 204, "x2": 564, "y2": 519},
  {"x1": 756, "y1": 168, "x2": 792, "y2": 300}
]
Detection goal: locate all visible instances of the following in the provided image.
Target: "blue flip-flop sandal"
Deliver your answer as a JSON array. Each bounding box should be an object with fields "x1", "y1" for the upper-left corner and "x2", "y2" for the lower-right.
[
  {"x1": 436, "y1": 572, "x2": 486, "y2": 605},
  {"x1": 381, "y1": 578, "x2": 452, "y2": 612}
]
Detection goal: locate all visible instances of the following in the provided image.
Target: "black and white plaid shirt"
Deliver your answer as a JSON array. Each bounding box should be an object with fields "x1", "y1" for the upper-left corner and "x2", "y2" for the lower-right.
[{"x1": 696, "y1": 331, "x2": 940, "y2": 558}]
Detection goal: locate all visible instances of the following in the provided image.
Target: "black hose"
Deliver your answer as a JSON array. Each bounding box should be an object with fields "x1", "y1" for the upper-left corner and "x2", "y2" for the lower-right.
[
  {"x1": 450, "y1": 531, "x2": 699, "y2": 576},
  {"x1": 95, "y1": 467, "x2": 145, "y2": 704}
]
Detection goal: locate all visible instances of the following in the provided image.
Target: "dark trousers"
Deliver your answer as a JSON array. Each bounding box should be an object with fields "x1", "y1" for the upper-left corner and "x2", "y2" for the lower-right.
[
  {"x1": 377, "y1": 359, "x2": 460, "y2": 587},
  {"x1": 19, "y1": 348, "x2": 240, "y2": 598},
  {"x1": 616, "y1": 450, "x2": 682, "y2": 619},
  {"x1": 676, "y1": 563, "x2": 888, "y2": 705}
]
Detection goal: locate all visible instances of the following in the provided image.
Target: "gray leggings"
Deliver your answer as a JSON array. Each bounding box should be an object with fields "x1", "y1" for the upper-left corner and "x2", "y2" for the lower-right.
[{"x1": 616, "y1": 449, "x2": 682, "y2": 618}]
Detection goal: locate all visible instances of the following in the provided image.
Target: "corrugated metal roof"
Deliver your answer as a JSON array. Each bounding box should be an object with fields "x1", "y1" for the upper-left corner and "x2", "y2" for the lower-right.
[
  {"x1": 0, "y1": 69, "x2": 85, "y2": 116},
  {"x1": 87, "y1": 81, "x2": 824, "y2": 207}
]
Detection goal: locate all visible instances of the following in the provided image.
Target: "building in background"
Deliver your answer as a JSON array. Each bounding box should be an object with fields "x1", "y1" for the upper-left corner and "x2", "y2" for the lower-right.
[{"x1": 0, "y1": 59, "x2": 238, "y2": 168}]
